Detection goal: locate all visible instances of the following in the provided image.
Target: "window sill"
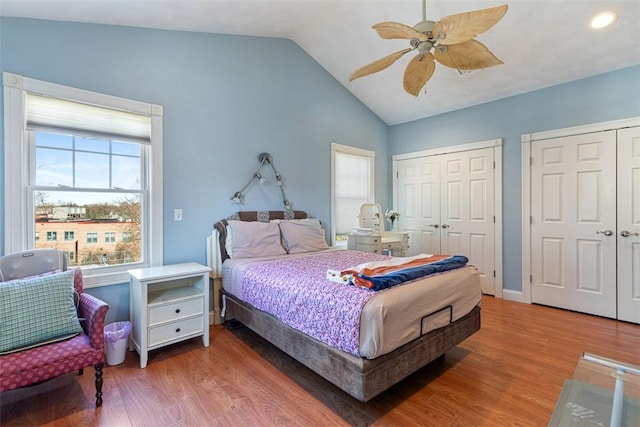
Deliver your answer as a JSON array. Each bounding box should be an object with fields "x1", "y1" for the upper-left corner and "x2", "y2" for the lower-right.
[{"x1": 82, "y1": 270, "x2": 131, "y2": 288}]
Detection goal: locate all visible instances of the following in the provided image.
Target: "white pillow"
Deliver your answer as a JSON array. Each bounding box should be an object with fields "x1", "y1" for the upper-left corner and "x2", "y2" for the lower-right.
[
  {"x1": 226, "y1": 220, "x2": 287, "y2": 258},
  {"x1": 278, "y1": 218, "x2": 329, "y2": 254}
]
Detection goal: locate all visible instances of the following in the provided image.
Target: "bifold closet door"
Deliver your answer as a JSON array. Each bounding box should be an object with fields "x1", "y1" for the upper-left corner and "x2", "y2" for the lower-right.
[
  {"x1": 440, "y1": 148, "x2": 495, "y2": 295},
  {"x1": 397, "y1": 156, "x2": 441, "y2": 256},
  {"x1": 617, "y1": 126, "x2": 640, "y2": 323},
  {"x1": 531, "y1": 130, "x2": 617, "y2": 318},
  {"x1": 397, "y1": 148, "x2": 496, "y2": 295}
]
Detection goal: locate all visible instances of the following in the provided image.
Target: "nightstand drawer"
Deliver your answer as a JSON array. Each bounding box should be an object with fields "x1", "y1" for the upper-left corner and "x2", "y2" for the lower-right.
[
  {"x1": 148, "y1": 297, "x2": 204, "y2": 326},
  {"x1": 148, "y1": 316, "x2": 204, "y2": 347}
]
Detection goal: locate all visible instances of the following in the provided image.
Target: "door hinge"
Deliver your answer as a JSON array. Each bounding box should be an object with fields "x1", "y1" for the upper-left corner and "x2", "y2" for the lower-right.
[
  {"x1": 530, "y1": 274, "x2": 533, "y2": 283},
  {"x1": 530, "y1": 157, "x2": 533, "y2": 166},
  {"x1": 493, "y1": 270, "x2": 496, "y2": 278},
  {"x1": 493, "y1": 215, "x2": 496, "y2": 223},
  {"x1": 493, "y1": 161, "x2": 495, "y2": 169},
  {"x1": 530, "y1": 216, "x2": 533, "y2": 224}
]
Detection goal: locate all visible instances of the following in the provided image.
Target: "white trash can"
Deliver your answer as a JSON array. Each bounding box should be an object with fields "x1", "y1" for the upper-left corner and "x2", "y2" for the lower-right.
[{"x1": 104, "y1": 321, "x2": 131, "y2": 366}]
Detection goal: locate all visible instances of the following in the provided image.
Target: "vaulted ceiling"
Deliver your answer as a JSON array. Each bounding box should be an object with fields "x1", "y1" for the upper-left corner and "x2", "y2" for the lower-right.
[{"x1": 2, "y1": 0, "x2": 639, "y2": 125}]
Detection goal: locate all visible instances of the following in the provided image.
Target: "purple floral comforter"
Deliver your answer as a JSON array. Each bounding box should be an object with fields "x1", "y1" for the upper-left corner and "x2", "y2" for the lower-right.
[{"x1": 241, "y1": 250, "x2": 388, "y2": 356}]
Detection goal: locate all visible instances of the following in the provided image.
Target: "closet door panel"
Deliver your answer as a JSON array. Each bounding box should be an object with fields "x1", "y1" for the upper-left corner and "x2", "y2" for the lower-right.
[
  {"x1": 397, "y1": 157, "x2": 440, "y2": 256},
  {"x1": 441, "y1": 148, "x2": 495, "y2": 294},
  {"x1": 531, "y1": 131, "x2": 617, "y2": 318},
  {"x1": 617, "y1": 126, "x2": 640, "y2": 323}
]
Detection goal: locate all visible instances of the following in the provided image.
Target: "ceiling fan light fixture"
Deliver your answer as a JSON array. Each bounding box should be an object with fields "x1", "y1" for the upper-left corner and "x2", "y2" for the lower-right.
[{"x1": 590, "y1": 11, "x2": 617, "y2": 29}]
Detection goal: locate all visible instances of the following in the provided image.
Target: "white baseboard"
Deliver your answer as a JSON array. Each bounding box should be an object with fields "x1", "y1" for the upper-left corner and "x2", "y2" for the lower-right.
[{"x1": 502, "y1": 289, "x2": 527, "y2": 303}]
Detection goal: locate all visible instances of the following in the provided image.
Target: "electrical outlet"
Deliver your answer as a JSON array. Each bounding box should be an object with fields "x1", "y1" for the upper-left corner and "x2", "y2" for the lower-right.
[{"x1": 174, "y1": 209, "x2": 182, "y2": 221}]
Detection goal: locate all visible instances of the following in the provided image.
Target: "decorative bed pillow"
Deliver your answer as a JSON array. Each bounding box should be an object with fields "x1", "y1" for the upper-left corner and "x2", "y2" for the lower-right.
[
  {"x1": 279, "y1": 218, "x2": 330, "y2": 254},
  {"x1": 226, "y1": 220, "x2": 287, "y2": 258},
  {"x1": 0, "y1": 269, "x2": 82, "y2": 355}
]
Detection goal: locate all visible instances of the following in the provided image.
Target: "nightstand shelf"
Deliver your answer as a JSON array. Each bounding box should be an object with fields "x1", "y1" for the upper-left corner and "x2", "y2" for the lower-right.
[{"x1": 128, "y1": 262, "x2": 211, "y2": 368}]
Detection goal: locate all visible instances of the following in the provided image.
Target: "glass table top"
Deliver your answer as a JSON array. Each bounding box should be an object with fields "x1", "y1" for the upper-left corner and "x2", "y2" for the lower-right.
[{"x1": 549, "y1": 354, "x2": 640, "y2": 426}]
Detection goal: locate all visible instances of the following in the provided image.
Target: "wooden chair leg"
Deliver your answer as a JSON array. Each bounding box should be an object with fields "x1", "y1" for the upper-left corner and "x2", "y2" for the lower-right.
[{"x1": 94, "y1": 363, "x2": 104, "y2": 407}]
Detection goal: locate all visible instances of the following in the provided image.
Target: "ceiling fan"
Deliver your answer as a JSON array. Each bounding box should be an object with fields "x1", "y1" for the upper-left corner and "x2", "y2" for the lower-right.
[{"x1": 349, "y1": 1, "x2": 508, "y2": 96}]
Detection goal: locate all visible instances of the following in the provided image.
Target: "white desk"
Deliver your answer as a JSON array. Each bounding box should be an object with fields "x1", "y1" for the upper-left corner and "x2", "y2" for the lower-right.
[{"x1": 347, "y1": 232, "x2": 409, "y2": 256}]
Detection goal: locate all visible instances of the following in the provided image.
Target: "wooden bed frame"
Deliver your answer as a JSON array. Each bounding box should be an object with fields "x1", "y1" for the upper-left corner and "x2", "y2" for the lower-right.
[{"x1": 206, "y1": 211, "x2": 481, "y2": 402}]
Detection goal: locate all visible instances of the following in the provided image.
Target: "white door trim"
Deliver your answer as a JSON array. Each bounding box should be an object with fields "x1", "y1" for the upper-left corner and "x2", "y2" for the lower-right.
[
  {"x1": 392, "y1": 139, "x2": 503, "y2": 298},
  {"x1": 521, "y1": 116, "x2": 640, "y2": 304},
  {"x1": 392, "y1": 138, "x2": 502, "y2": 161}
]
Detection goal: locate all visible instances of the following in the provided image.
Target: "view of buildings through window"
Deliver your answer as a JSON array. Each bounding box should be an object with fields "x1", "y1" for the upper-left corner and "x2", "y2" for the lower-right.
[{"x1": 33, "y1": 131, "x2": 142, "y2": 267}]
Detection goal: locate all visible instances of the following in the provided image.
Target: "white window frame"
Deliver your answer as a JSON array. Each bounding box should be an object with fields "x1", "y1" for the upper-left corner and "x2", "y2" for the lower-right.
[
  {"x1": 330, "y1": 142, "x2": 375, "y2": 247},
  {"x1": 3, "y1": 72, "x2": 164, "y2": 287}
]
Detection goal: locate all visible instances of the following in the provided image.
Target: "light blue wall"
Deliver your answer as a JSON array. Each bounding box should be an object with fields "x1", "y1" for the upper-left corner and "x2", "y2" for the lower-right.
[
  {"x1": 389, "y1": 65, "x2": 640, "y2": 292},
  {"x1": 2, "y1": 17, "x2": 639, "y2": 318},
  {"x1": 0, "y1": 17, "x2": 388, "y2": 322}
]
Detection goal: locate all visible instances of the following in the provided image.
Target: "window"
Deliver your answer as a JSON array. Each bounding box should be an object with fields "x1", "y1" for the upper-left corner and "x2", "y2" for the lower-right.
[
  {"x1": 35, "y1": 231, "x2": 40, "y2": 241},
  {"x1": 122, "y1": 231, "x2": 132, "y2": 242},
  {"x1": 330, "y1": 143, "x2": 375, "y2": 246},
  {"x1": 46, "y1": 231, "x2": 57, "y2": 241},
  {"x1": 4, "y1": 72, "x2": 164, "y2": 287}
]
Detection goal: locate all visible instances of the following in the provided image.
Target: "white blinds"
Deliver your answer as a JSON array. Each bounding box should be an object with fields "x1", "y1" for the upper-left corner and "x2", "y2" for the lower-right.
[
  {"x1": 335, "y1": 151, "x2": 372, "y2": 234},
  {"x1": 26, "y1": 93, "x2": 151, "y2": 143}
]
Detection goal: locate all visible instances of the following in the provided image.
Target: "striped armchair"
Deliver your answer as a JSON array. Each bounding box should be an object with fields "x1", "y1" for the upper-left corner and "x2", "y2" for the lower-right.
[{"x1": 0, "y1": 249, "x2": 109, "y2": 407}]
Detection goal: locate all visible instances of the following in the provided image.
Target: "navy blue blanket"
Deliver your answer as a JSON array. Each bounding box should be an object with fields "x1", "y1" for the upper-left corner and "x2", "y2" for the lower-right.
[{"x1": 358, "y1": 255, "x2": 469, "y2": 291}]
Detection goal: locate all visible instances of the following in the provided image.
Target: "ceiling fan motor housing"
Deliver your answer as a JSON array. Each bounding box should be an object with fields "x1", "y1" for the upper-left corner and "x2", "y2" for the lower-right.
[{"x1": 413, "y1": 20, "x2": 435, "y2": 34}]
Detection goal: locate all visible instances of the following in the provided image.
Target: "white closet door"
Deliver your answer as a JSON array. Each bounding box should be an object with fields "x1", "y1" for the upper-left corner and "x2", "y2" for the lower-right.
[
  {"x1": 617, "y1": 126, "x2": 640, "y2": 323},
  {"x1": 397, "y1": 157, "x2": 441, "y2": 256},
  {"x1": 440, "y1": 148, "x2": 495, "y2": 295},
  {"x1": 531, "y1": 131, "x2": 617, "y2": 318}
]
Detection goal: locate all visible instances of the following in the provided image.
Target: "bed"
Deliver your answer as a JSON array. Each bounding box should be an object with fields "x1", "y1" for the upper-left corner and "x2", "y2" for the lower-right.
[{"x1": 206, "y1": 211, "x2": 481, "y2": 402}]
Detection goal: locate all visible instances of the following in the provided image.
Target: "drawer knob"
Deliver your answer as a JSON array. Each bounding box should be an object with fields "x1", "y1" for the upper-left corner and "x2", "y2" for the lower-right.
[
  {"x1": 175, "y1": 308, "x2": 181, "y2": 314},
  {"x1": 175, "y1": 328, "x2": 181, "y2": 333}
]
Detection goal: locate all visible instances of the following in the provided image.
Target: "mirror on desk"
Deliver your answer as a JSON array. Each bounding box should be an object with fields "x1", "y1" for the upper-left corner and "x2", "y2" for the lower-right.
[{"x1": 359, "y1": 203, "x2": 382, "y2": 234}]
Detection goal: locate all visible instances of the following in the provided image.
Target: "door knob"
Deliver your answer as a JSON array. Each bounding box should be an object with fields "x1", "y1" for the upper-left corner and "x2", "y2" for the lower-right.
[
  {"x1": 441, "y1": 224, "x2": 450, "y2": 229},
  {"x1": 429, "y1": 224, "x2": 439, "y2": 228},
  {"x1": 596, "y1": 230, "x2": 614, "y2": 236},
  {"x1": 620, "y1": 230, "x2": 639, "y2": 237}
]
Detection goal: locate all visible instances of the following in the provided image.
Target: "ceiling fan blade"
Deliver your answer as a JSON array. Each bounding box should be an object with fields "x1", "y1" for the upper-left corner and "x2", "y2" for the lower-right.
[
  {"x1": 372, "y1": 22, "x2": 428, "y2": 41},
  {"x1": 349, "y1": 48, "x2": 413, "y2": 82},
  {"x1": 403, "y1": 52, "x2": 436, "y2": 97},
  {"x1": 434, "y1": 39, "x2": 503, "y2": 70},
  {"x1": 432, "y1": 4, "x2": 508, "y2": 45}
]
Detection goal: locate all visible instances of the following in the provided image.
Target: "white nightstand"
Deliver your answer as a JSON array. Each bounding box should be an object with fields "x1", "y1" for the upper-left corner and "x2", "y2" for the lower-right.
[{"x1": 128, "y1": 262, "x2": 211, "y2": 368}]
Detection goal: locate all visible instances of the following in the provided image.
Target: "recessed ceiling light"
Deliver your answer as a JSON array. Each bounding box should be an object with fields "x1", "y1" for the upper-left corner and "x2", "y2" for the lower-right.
[{"x1": 591, "y1": 11, "x2": 617, "y2": 29}]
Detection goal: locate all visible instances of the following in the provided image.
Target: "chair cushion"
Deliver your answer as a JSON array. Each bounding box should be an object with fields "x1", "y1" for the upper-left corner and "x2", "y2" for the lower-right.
[
  {"x1": 0, "y1": 333, "x2": 103, "y2": 393},
  {"x1": 0, "y1": 269, "x2": 82, "y2": 354}
]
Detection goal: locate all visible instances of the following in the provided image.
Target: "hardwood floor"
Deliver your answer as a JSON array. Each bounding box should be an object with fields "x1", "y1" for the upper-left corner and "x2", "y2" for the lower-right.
[{"x1": 2, "y1": 295, "x2": 639, "y2": 426}]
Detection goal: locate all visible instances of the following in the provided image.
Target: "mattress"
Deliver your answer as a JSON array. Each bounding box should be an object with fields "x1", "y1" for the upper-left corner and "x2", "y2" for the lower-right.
[{"x1": 222, "y1": 250, "x2": 481, "y2": 359}]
